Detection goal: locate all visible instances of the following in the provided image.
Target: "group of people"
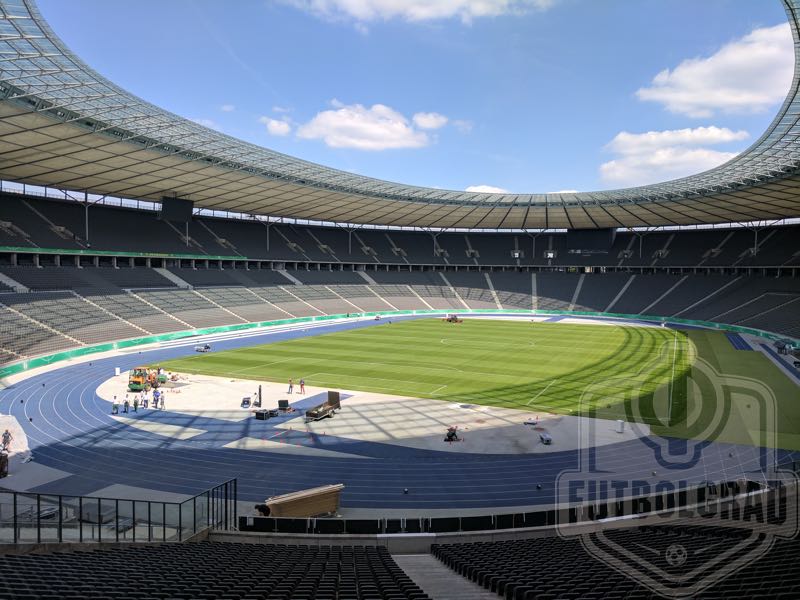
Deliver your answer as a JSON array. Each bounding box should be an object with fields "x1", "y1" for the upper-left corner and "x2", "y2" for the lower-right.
[
  {"x1": 111, "y1": 389, "x2": 165, "y2": 415},
  {"x1": 287, "y1": 378, "x2": 306, "y2": 394}
]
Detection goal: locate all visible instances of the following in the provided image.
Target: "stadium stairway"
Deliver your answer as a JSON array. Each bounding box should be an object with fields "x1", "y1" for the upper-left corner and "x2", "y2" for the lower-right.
[{"x1": 393, "y1": 554, "x2": 499, "y2": 600}]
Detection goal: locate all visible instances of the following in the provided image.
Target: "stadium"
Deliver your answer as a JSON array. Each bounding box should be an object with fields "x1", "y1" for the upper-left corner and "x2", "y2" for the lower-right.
[{"x1": 0, "y1": 0, "x2": 799, "y2": 598}]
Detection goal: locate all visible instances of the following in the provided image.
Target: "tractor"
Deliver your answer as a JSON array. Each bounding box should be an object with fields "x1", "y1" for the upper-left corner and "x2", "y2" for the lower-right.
[
  {"x1": 128, "y1": 367, "x2": 149, "y2": 392},
  {"x1": 128, "y1": 367, "x2": 168, "y2": 392}
]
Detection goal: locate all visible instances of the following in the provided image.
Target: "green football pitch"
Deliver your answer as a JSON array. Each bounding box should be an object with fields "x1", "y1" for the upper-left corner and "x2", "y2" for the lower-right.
[{"x1": 160, "y1": 318, "x2": 800, "y2": 449}]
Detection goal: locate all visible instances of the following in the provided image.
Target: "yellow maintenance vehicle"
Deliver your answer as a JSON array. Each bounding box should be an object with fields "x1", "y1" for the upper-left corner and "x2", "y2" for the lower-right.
[{"x1": 128, "y1": 367, "x2": 168, "y2": 392}]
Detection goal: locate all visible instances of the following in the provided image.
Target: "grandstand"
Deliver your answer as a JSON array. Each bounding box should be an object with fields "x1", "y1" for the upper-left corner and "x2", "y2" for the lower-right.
[{"x1": 1, "y1": 0, "x2": 800, "y2": 598}]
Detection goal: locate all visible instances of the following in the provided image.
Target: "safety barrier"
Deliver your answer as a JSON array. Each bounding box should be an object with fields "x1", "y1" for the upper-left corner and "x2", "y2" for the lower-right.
[
  {"x1": 0, "y1": 245, "x2": 242, "y2": 261},
  {"x1": 238, "y1": 477, "x2": 793, "y2": 536},
  {"x1": 0, "y1": 479, "x2": 237, "y2": 545}
]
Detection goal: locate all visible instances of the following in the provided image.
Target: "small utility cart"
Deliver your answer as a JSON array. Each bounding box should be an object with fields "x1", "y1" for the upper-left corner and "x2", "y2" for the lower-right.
[{"x1": 304, "y1": 391, "x2": 341, "y2": 423}]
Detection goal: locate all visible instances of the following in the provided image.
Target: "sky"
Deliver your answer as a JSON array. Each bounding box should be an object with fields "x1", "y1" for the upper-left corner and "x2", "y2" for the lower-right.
[{"x1": 37, "y1": 0, "x2": 795, "y2": 195}]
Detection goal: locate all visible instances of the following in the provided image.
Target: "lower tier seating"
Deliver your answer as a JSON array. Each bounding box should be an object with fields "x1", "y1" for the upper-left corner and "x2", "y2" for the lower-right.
[
  {"x1": 432, "y1": 524, "x2": 800, "y2": 599},
  {"x1": 0, "y1": 268, "x2": 797, "y2": 364},
  {"x1": 0, "y1": 542, "x2": 430, "y2": 600}
]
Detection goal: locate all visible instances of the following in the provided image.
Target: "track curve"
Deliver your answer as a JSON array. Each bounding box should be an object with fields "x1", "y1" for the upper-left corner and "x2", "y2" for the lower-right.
[{"x1": 0, "y1": 315, "x2": 795, "y2": 510}]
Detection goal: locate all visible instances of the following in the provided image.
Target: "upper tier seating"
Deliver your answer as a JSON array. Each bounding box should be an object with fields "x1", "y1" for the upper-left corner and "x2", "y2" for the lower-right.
[
  {"x1": 0, "y1": 541, "x2": 430, "y2": 600},
  {"x1": 2, "y1": 193, "x2": 798, "y2": 267}
]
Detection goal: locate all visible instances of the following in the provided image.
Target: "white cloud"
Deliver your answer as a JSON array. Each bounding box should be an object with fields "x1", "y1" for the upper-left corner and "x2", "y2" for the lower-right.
[
  {"x1": 452, "y1": 119, "x2": 474, "y2": 133},
  {"x1": 599, "y1": 126, "x2": 749, "y2": 187},
  {"x1": 273, "y1": 106, "x2": 292, "y2": 113},
  {"x1": 220, "y1": 104, "x2": 235, "y2": 112},
  {"x1": 412, "y1": 112, "x2": 448, "y2": 130},
  {"x1": 296, "y1": 102, "x2": 433, "y2": 150},
  {"x1": 466, "y1": 184, "x2": 509, "y2": 193},
  {"x1": 283, "y1": 0, "x2": 556, "y2": 24},
  {"x1": 191, "y1": 118, "x2": 222, "y2": 131},
  {"x1": 606, "y1": 126, "x2": 749, "y2": 154},
  {"x1": 637, "y1": 23, "x2": 793, "y2": 118},
  {"x1": 548, "y1": 189, "x2": 579, "y2": 194},
  {"x1": 600, "y1": 148, "x2": 739, "y2": 187},
  {"x1": 259, "y1": 116, "x2": 292, "y2": 136}
]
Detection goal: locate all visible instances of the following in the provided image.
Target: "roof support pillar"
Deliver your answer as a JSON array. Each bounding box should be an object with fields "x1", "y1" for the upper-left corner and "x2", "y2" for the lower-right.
[
  {"x1": 524, "y1": 230, "x2": 542, "y2": 262},
  {"x1": 258, "y1": 220, "x2": 272, "y2": 254},
  {"x1": 84, "y1": 190, "x2": 89, "y2": 246},
  {"x1": 629, "y1": 229, "x2": 653, "y2": 259},
  {"x1": 428, "y1": 229, "x2": 443, "y2": 257},
  {"x1": 753, "y1": 228, "x2": 759, "y2": 258}
]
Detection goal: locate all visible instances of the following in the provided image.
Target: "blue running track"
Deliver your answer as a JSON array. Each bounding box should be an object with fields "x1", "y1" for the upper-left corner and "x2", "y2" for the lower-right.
[{"x1": 0, "y1": 314, "x2": 795, "y2": 509}]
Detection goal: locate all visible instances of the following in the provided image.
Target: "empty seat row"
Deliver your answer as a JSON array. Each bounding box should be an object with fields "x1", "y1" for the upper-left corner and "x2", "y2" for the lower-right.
[
  {"x1": 432, "y1": 523, "x2": 800, "y2": 599},
  {"x1": 0, "y1": 541, "x2": 430, "y2": 600}
]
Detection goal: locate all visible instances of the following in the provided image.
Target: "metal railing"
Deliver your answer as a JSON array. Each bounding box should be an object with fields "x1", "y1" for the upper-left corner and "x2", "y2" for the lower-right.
[
  {"x1": 0, "y1": 479, "x2": 236, "y2": 545},
  {"x1": 239, "y1": 478, "x2": 795, "y2": 536}
]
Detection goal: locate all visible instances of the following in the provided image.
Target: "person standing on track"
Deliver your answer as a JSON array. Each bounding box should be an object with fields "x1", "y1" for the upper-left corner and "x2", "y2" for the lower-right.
[
  {"x1": 1, "y1": 429, "x2": 12, "y2": 452},
  {"x1": 111, "y1": 396, "x2": 119, "y2": 415},
  {"x1": 133, "y1": 395, "x2": 139, "y2": 413},
  {"x1": 287, "y1": 378, "x2": 294, "y2": 394},
  {"x1": 299, "y1": 378, "x2": 305, "y2": 394}
]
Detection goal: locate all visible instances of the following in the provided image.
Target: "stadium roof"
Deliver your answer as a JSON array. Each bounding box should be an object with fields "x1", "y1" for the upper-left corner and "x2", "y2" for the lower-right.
[{"x1": 2, "y1": 0, "x2": 800, "y2": 229}]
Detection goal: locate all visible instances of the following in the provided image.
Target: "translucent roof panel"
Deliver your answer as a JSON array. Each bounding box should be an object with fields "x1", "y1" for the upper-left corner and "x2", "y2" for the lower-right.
[{"x1": 1, "y1": 0, "x2": 800, "y2": 228}]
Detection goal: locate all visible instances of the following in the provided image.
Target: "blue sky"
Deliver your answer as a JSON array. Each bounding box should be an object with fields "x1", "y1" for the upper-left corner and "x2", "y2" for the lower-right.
[{"x1": 38, "y1": 0, "x2": 793, "y2": 194}]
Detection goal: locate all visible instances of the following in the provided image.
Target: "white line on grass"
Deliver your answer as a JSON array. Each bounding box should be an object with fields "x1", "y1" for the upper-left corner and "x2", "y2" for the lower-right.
[
  {"x1": 304, "y1": 372, "x2": 432, "y2": 392},
  {"x1": 230, "y1": 357, "x2": 295, "y2": 375},
  {"x1": 527, "y1": 379, "x2": 558, "y2": 406},
  {"x1": 667, "y1": 330, "x2": 679, "y2": 423}
]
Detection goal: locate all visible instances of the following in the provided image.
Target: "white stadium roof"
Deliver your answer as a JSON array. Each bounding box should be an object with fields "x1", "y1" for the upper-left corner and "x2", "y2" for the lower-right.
[{"x1": 2, "y1": 0, "x2": 800, "y2": 229}]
